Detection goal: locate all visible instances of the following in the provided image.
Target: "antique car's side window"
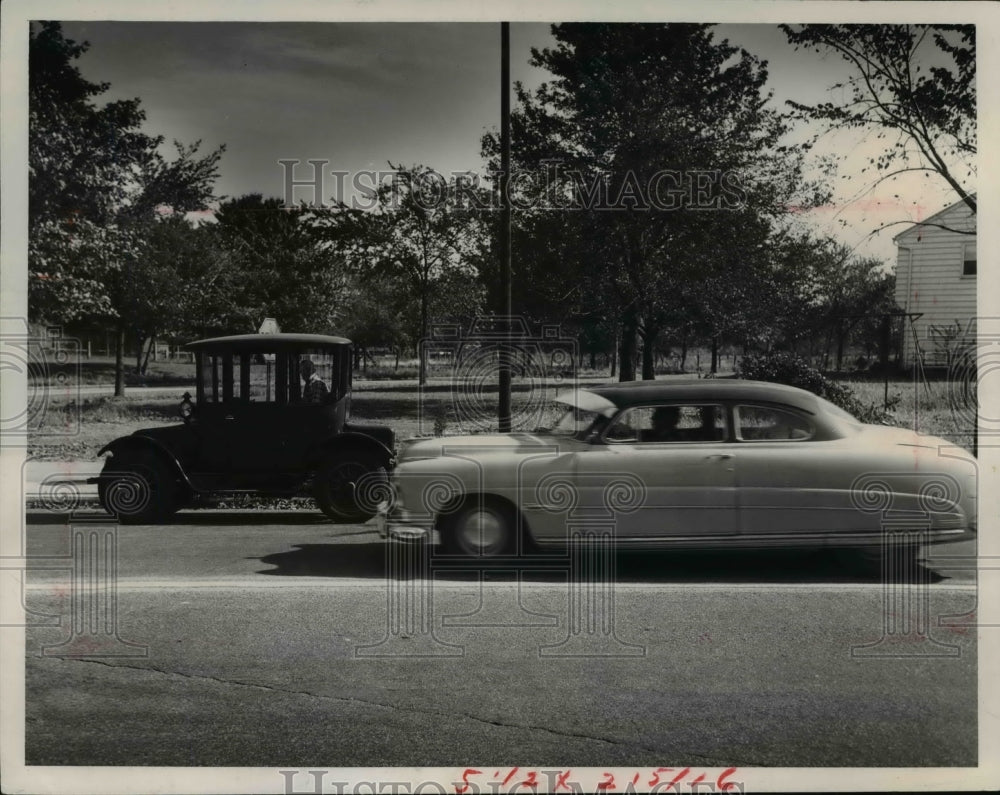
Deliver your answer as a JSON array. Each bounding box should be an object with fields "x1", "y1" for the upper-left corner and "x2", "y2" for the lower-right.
[
  {"x1": 734, "y1": 404, "x2": 814, "y2": 441},
  {"x1": 296, "y1": 349, "x2": 336, "y2": 404},
  {"x1": 227, "y1": 355, "x2": 240, "y2": 402},
  {"x1": 605, "y1": 404, "x2": 726, "y2": 444},
  {"x1": 310, "y1": 352, "x2": 336, "y2": 397},
  {"x1": 199, "y1": 353, "x2": 222, "y2": 403},
  {"x1": 247, "y1": 353, "x2": 278, "y2": 402}
]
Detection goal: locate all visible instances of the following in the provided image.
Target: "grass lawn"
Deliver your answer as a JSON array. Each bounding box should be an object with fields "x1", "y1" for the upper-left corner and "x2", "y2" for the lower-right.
[
  {"x1": 29, "y1": 355, "x2": 197, "y2": 387},
  {"x1": 841, "y1": 378, "x2": 976, "y2": 452},
  {"x1": 25, "y1": 372, "x2": 977, "y2": 462}
]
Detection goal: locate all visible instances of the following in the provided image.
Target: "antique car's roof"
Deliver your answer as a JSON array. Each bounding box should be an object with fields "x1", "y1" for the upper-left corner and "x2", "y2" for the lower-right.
[
  {"x1": 186, "y1": 333, "x2": 352, "y2": 351},
  {"x1": 584, "y1": 379, "x2": 822, "y2": 412}
]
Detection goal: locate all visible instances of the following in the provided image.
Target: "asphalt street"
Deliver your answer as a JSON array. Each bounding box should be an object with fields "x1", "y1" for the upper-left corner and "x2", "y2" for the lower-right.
[{"x1": 21, "y1": 513, "x2": 979, "y2": 768}]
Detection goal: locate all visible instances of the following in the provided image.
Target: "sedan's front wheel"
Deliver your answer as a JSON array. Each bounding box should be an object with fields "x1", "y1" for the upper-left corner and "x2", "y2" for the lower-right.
[{"x1": 442, "y1": 498, "x2": 516, "y2": 557}]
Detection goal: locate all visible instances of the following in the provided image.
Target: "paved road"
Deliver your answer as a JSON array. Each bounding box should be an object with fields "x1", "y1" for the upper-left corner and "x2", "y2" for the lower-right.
[{"x1": 20, "y1": 514, "x2": 979, "y2": 768}]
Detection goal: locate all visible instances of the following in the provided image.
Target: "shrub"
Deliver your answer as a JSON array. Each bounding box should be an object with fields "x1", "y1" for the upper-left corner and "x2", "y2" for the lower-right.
[{"x1": 738, "y1": 351, "x2": 894, "y2": 424}]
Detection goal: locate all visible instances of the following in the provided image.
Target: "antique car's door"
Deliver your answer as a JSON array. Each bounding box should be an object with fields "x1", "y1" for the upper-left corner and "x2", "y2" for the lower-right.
[
  {"x1": 194, "y1": 350, "x2": 300, "y2": 473},
  {"x1": 571, "y1": 403, "x2": 738, "y2": 543},
  {"x1": 190, "y1": 350, "x2": 241, "y2": 473},
  {"x1": 226, "y1": 351, "x2": 327, "y2": 473}
]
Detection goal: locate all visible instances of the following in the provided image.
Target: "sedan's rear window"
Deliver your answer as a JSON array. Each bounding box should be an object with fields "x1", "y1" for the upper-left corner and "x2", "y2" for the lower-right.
[{"x1": 735, "y1": 405, "x2": 814, "y2": 441}]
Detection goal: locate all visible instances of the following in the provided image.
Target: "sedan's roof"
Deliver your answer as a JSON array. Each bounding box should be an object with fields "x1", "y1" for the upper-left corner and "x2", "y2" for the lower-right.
[
  {"x1": 586, "y1": 379, "x2": 822, "y2": 412},
  {"x1": 186, "y1": 333, "x2": 352, "y2": 352}
]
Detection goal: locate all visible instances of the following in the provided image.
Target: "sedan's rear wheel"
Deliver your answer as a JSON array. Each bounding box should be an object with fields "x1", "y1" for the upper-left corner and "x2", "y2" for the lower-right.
[{"x1": 442, "y1": 498, "x2": 516, "y2": 557}]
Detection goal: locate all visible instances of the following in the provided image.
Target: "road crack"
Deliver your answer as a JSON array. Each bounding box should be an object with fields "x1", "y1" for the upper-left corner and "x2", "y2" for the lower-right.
[{"x1": 36, "y1": 656, "x2": 732, "y2": 762}]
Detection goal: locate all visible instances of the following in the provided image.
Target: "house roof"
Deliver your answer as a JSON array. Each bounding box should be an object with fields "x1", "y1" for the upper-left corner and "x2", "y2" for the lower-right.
[{"x1": 892, "y1": 194, "x2": 977, "y2": 242}]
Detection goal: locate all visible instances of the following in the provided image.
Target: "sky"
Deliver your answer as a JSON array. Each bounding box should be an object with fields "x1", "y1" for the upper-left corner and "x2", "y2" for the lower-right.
[{"x1": 21, "y1": 13, "x2": 985, "y2": 266}]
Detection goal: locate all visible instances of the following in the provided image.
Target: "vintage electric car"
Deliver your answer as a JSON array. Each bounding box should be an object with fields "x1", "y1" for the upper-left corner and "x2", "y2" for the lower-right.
[
  {"x1": 377, "y1": 379, "x2": 977, "y2": 560},
  {"x1": 95, "y1": 333, "x2": 394, "y2": 523}
]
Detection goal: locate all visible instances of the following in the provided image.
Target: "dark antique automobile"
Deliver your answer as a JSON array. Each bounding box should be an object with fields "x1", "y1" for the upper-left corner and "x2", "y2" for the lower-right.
[{"x1": 95, "y1": 333, "x2": 394, "y2": 523}]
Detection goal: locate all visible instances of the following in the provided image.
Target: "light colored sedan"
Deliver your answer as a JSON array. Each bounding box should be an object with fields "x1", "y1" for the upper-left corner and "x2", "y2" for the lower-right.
[{"x1": 376, "y1": 380, "x2": 977, "y2": 560}]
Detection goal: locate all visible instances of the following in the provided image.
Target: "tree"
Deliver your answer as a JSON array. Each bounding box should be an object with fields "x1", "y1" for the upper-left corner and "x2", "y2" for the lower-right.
[
  {"x1": 484, "y1": 23, "x2": 823, "y2": 380},
  {"x1": 781, "y1": 24, "x2": 976, "y2": 230},
  {"x1": 316, "y1": 165, "x2": 485, "y2": 384},
  {"x1": 28, "y1": 22, "x2": 224, "y2": 394},
  {"x1": 210, "y1": 194, "x2": 348, "y2": 334},
  {"x1": 29, "y1": 21, "x2": 151, "y2": 323}
]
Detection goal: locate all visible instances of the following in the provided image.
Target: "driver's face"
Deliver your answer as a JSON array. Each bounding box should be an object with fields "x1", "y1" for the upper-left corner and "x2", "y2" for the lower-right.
[{"x1": 654, "y1": 409, "x2": 678, "y2": 428}]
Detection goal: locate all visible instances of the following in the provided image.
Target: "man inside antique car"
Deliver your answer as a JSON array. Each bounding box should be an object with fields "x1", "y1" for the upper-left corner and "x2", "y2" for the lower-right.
[{"x1": 299, "y1": 358, "x2": 329, "y2": 403}]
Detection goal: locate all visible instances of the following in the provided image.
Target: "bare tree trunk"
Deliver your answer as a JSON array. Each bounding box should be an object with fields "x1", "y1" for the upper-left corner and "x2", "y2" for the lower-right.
[
  {"x1": 114, "y1": 322, "x2": 125, "y2": 397},
  {"x1": 879, "y1": 315, "x2": 891, "y2": 372},
  {"x1": 141, "y1": 335, "x2": 156, "y2": 375},
  {"x1": 822, "y1": 330, "x2": 833, "y2": 372},
  {"x1": 618, "y1": 309, "x2": 638, "y2": 382},
  {"x1": 711, "y1": 336, "x2": 719, "y2": 374},
  {"x1": 418, "y1": 290, "x2": 428, "y2": 386},
  {"x1": 640, "y1": 325, "x2": 658, "y2": 380},
  {"x1": 135, "y1": 333, "x2": 145, "y2": 375}
]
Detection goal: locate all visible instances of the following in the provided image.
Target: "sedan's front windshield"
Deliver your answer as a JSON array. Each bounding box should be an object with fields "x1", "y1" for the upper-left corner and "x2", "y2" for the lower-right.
[{"x1": 549, "y1": 405, "x2": 607, "y2": 439}]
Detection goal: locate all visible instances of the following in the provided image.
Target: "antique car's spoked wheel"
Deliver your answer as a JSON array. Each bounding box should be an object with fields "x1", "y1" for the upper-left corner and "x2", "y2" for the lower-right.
[
  {"x1": 443, "y1": 499, "x2": 516, "y2": 557},
  {"x1": 315, "y1": 457, "x2": 387, "y2": 523},
  {"x1": 98, "y1": 452, "x2": 181, "y2": 525}
]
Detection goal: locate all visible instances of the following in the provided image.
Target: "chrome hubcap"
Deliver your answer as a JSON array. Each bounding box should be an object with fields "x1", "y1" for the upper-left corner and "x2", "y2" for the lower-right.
[{"x1": 458, "y1": 508, "x2": 504, "y2": 553}]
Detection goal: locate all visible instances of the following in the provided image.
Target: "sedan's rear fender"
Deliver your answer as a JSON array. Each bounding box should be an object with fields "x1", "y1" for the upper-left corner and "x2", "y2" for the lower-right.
[{"x1": 850, "y1": 469, "x2": 973, "y2": 531}]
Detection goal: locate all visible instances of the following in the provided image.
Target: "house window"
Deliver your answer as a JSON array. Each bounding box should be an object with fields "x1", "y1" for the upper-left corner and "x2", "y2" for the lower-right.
[{"x1": 963, "y1": 242, "x2": 977, "y2": 276}]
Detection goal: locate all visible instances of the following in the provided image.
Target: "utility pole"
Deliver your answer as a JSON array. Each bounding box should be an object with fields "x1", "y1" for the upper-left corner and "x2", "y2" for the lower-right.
[{"x1": 498, "y1": 21, "x2": 512, "y2": 432}]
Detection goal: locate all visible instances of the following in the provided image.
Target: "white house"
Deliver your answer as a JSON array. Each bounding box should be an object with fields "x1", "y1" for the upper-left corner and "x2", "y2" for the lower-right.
[{"x1": 893, "y1": 195, "x2": 976, "y2": 368}]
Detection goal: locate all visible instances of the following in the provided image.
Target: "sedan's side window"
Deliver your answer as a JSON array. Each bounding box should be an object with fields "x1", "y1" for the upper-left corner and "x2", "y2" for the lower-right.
[
  {"x1": 735, "y1": 405, "x2": 814, "y2": 441},
  {"x1": 605, "y1": 404, "x2": 726, "y2": 444}
]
